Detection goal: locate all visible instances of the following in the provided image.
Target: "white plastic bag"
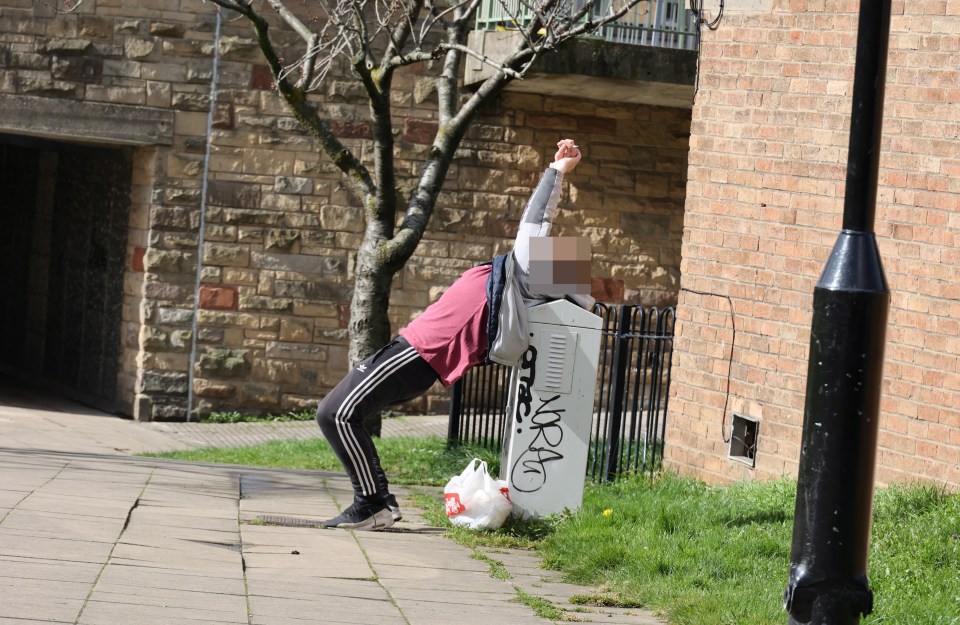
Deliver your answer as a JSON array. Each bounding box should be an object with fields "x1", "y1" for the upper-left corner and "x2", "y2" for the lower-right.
[{"x1": 443, "y1": 459, "x2": 512, "y2": 530}]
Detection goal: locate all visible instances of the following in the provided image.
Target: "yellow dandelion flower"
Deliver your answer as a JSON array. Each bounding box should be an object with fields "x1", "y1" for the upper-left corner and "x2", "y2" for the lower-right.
[{"x1": 602, "y1": 508, "x2": 613, "y2": 517}]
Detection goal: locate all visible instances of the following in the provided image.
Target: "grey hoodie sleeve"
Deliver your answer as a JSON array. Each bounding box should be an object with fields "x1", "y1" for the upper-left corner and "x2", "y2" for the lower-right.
[
  {"x1": 510, "y1": 167, "x2": 596, "y2": 310},
  {"x1": 512, "y1": 167, "x2": 564, "y2": 274}
]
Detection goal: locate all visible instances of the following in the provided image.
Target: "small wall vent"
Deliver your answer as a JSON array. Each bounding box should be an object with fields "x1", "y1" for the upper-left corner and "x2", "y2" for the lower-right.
[{"x1": 728, "y1": 413, "x2": 759, "y2": 468}]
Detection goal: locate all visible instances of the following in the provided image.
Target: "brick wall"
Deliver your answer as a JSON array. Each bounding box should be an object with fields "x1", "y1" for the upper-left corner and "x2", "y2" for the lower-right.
[
  {"x1": 0, "y1": 1, "x2": 690, "y2": 419},
  {"x1": 666, "y1": 0, "x2": 960, "y2": 487}
]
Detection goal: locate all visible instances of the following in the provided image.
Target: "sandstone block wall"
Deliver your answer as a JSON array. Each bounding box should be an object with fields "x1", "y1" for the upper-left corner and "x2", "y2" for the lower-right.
[
  {"x1": 0, "y1": 0, "x2": 690, "y2": 420},
  {"x1": 667, "y1": 0, "x2": 960, "y2": 487}
]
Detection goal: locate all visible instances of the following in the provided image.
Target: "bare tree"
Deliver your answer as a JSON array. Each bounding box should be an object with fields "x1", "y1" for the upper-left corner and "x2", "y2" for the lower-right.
[{"x1": 203, "y1": 0, "x2": 647, "y2": 366}]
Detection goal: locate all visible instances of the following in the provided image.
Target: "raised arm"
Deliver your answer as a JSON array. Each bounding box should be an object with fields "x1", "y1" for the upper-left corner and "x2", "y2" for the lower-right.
[{"x1": 512, "y1": 139, "x2": 582, "y2": 272}]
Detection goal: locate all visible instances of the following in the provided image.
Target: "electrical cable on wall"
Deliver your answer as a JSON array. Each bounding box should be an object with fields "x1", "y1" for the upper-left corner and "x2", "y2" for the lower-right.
[
  {"x1": 685, "y1": 0, "x2": 730, "y2": 436},
  {"x1": 690, "y1": 0, "x2": 725, "y2": 99},
  {"x1": 679, "y1": 287, "x2": 735, "y2": 443},
  {"x1": 691, "y1": 0, "x2": 725, "y2": 31}
]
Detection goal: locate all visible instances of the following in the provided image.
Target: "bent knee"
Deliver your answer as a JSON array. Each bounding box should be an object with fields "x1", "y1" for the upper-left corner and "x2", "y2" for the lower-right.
[
  {"x1": 316, "y1": 395, "x2": 354, "y2": 431},
  {"x1": 315, "y1": 400, "x2": 337, "y2": 431}
]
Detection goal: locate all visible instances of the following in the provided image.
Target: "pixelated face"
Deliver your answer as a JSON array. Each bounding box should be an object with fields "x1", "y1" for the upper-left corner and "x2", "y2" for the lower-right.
[{"x1": 528, "y1": 236, "x2": 591, "y2": 296}]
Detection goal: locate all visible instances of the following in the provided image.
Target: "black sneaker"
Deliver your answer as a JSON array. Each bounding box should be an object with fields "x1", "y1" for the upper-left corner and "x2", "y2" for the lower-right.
[
  {"x1": 323, "y1": 501, "x2": 394, "y2": 531},
  {"x1": 385, "y1": 494, "x2": 402, "y2": 522}
]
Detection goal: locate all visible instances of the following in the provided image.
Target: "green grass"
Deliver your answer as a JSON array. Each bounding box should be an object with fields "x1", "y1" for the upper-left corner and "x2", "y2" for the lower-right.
[
  {"x1": 867, "y1": 484, "x2": 960, "y2": 624},
  {"x1": 203, "y1": 409, "x2": 317, "y2": 423},
  {"x1": 145, "y1": 435, "x2": 499, "y2": 487},
  {"x1": 409, "y1": 491, "x2": 562, "y2": 550},
  {"x1": 202, "y1": 409, "x2": 409, "y2": 423},
  {"x1": 470, "y1": 550, "x2": 512, "y2": 580},
  {"x1": 537, "y1": 474, "x2": 795, "y2": 624},
  {"x1": 511, "y1": 586, "x2": 571, "y2": 621},
  {"x1": 411, "y1": 473, "x2": 960, "y2": 625},
  {"x1": 537, "y1": 473, "x2": 960, "y2": 625},
  {"x1": 145, "y1": 436, "x2": 960, "y2": 625}
]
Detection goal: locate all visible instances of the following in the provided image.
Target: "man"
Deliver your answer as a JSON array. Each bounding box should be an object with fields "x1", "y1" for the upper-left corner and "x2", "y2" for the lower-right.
[{"x1": 317, "y1": 139, "x2": 586, "y2": 530}]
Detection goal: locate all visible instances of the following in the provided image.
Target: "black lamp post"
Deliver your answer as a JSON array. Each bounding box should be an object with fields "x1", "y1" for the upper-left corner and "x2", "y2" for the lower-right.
[{"x1": 783, "y1": 0, "x2": 892, "y2": 623}]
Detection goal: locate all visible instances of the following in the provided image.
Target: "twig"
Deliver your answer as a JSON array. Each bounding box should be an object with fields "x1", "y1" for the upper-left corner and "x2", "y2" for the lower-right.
[{"x1": 435, "y1": 43, "x2": 526, "y2": 80}]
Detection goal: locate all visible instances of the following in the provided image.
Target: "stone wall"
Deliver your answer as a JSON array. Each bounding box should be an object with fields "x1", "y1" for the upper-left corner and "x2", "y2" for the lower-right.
[
  {"x1": 0, "y1": 0, "x2": 690, "y2": 420},
  {"x1": 666, "y1": 0, "x2": 960, "y2": 487}
]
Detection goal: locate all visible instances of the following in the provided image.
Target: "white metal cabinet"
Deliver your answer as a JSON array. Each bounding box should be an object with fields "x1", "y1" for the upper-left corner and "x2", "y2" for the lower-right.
[{"x1": 500, "y1": 300, "x2": 602, "y2": 518}]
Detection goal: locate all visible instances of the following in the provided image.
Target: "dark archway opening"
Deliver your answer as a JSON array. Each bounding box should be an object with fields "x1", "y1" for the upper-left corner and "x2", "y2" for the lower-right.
[{"x1": 0, "y1": 135, "x2": 132, "y2": 413}]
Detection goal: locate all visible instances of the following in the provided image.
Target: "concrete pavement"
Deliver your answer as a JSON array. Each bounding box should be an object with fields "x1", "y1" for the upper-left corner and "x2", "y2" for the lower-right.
[
  {"x1": 141, "y1": 415, "x2": 449, "y2": 451},
  {"x1": 0, "y1": 396, "x2": 665, "y2": 625}
]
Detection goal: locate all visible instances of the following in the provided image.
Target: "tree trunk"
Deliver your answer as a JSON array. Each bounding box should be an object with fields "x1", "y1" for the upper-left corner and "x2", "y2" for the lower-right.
[{"x1": 349, "y1": 234, "x2": 397, "y2": 436}]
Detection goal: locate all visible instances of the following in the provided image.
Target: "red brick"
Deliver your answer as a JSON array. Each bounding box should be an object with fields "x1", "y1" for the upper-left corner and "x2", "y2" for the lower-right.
[
  {"x1": 331, "y1": 120, "x2": 373, "y2": 140},
  {"x1": 132, "y1": 246, "x2": 146, "y2": 272},
  {"x1": 199, "y1": 285, "x2": 238, "y2": 310},
  {"x1": 250, "y1": 64, "x2": 273, "y2": 90},
  {"x1": 591, "y1": 278, "x2": 624, "y2": 303},
  {"x1": 402, "y1": 118, "x2": 437, "y2": 144},
  {"x1": 577, "y1": 116, "x2": 616, "y2": 134},
  {"x1": 525, "y1": 113, "x2": 578, "y2": 130},
  {"x1": 670, "y1": 0, "x2": 960, "y2": 489},
  {"x1": 212, "y1": 102, "x2": 234, "y2": 130}
]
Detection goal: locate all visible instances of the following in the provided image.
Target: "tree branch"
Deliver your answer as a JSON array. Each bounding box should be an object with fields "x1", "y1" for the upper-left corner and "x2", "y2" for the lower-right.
[
  {"x1": 352, "y1": 1, "x2": 377, "y2": 72},
  {"x1": 419, "y1": 0, "x2": 467, "y2": 40},
  {"x1": 432, "y1": 0, "x2": 474, "y2": 122},
  {"x1": 361, "y1": 64, "x2": 398, "y2": 230},
  {"x1": 567, "y1": 0, "x2": 599, "y2": 26},
  {"x1": 298, "y1": 33, "x2": 321, "y2": 90},
  {"x1": 384, "y1": 54, "x2": 520, "y2": 269},
  {"x1": 382, "y1": 49, "x2": 437, "y2": 69},
  {"x1": 449, "y1": 0, "x2": 483, "y2": 31},
  {"x1": 545, "y1": 0, "x2": 652, "y2": 43},
  {"x1": 264, "y1": 0, "x2": 315, "y2": 43},
  {"x1": 381, "y1": 0, "x2": 424, "y2": 68},
  {"x1": 206, "y1": 0, "x2": 375, "y2": 203},
  {"x1": 433, "y1": 43, "x2": 525, "y2": 80}
]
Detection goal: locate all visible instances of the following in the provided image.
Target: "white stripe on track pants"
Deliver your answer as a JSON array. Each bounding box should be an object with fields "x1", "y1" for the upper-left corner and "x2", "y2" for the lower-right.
[{"x1": 315, "y1": 336, "x2": 439, "y2": 500}]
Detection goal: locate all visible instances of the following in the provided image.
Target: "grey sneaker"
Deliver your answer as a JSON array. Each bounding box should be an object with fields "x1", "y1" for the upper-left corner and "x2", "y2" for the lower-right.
[
  {"x1": 385, "y1": 494, "x2": 402, "y2": 522},
  {"x1": 323, "y1": 501, "x2": 394, "y2": 531}
]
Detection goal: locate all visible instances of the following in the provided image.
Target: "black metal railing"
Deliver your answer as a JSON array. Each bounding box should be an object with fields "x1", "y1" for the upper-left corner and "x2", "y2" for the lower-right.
[
  {"x1": 448, "y1": 303, "x2": 676, "y2": 480},
  {"x1": 447, "y1": 359, "x2": 513, "y2": 452},
  {"x1": 588, "y1": 303, "x2": 676, "y2": 481}
]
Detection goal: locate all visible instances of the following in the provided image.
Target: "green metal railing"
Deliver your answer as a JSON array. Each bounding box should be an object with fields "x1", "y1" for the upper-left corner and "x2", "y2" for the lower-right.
[{"x1": 475, "y1": 0, "x2": 699, "y2": 51}]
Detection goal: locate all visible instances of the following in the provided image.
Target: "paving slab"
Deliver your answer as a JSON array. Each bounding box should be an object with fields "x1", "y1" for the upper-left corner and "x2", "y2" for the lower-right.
[
  {"x1": 100, "y1": 588, "x2": 243, "y2": 612},
  {"x1": 120, "y1": 524, "x2": 240, "y2": 547},
  {"x1": 248, "y1": 616, "x2": 401, "y2": 625},
  {"x1": 0, "y1": 534, "x2": 116, "y2": 563},
  {"x1": 0, "y1": 556, "x2": 103, "y2": 582},
  {"x1": 122, "y1": 509, "x2": 241, "y2": 533},
  {"x1": 0, "y1": 405, "x2": 187, "y2": 456},
  {"x1": 248, "y1": 595, "x2": 399, "y2": 620},
  {"x1": 0, "y1": 388, "x2": 666, "y2": 625},
  {"x1": 111, "y1": 542, "x2": 243, "y2": 569},
  {"x1": 398, "y1": 603, "x2": 553, "y2": 625},
  {"x1": 0, "y1": 595, "x2": 82, "y2": 623},
  {"x1": 0, "y1": 520, "x2": 119, "y2": 543},
  {"x1": 0, "y1": 576, "x2": 91, "y2": 601},
  {"x1": 76, "y1": 600, "x2": 249, "y2": 625},
  {"x1": 94, "y1": 565, "x2": 248, "y2": 594},
  {"x1": 141, "y1": 415, "x2": 448, "y2": 450},
  {"x1": 242, "y1": 576, "x2": 387, "y2": 601},
  {"x1": 375, "y1": 575, "x2": 511, "y2": 594},
  {"x1": 241, "y1": 525, "x2": 375, "y2": 579}
]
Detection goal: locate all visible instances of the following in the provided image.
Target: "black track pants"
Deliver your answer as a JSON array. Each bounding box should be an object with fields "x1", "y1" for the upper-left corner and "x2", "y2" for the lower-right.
[{"x1": 316, "y1": 336, "x2": 439, "y2": 501}]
